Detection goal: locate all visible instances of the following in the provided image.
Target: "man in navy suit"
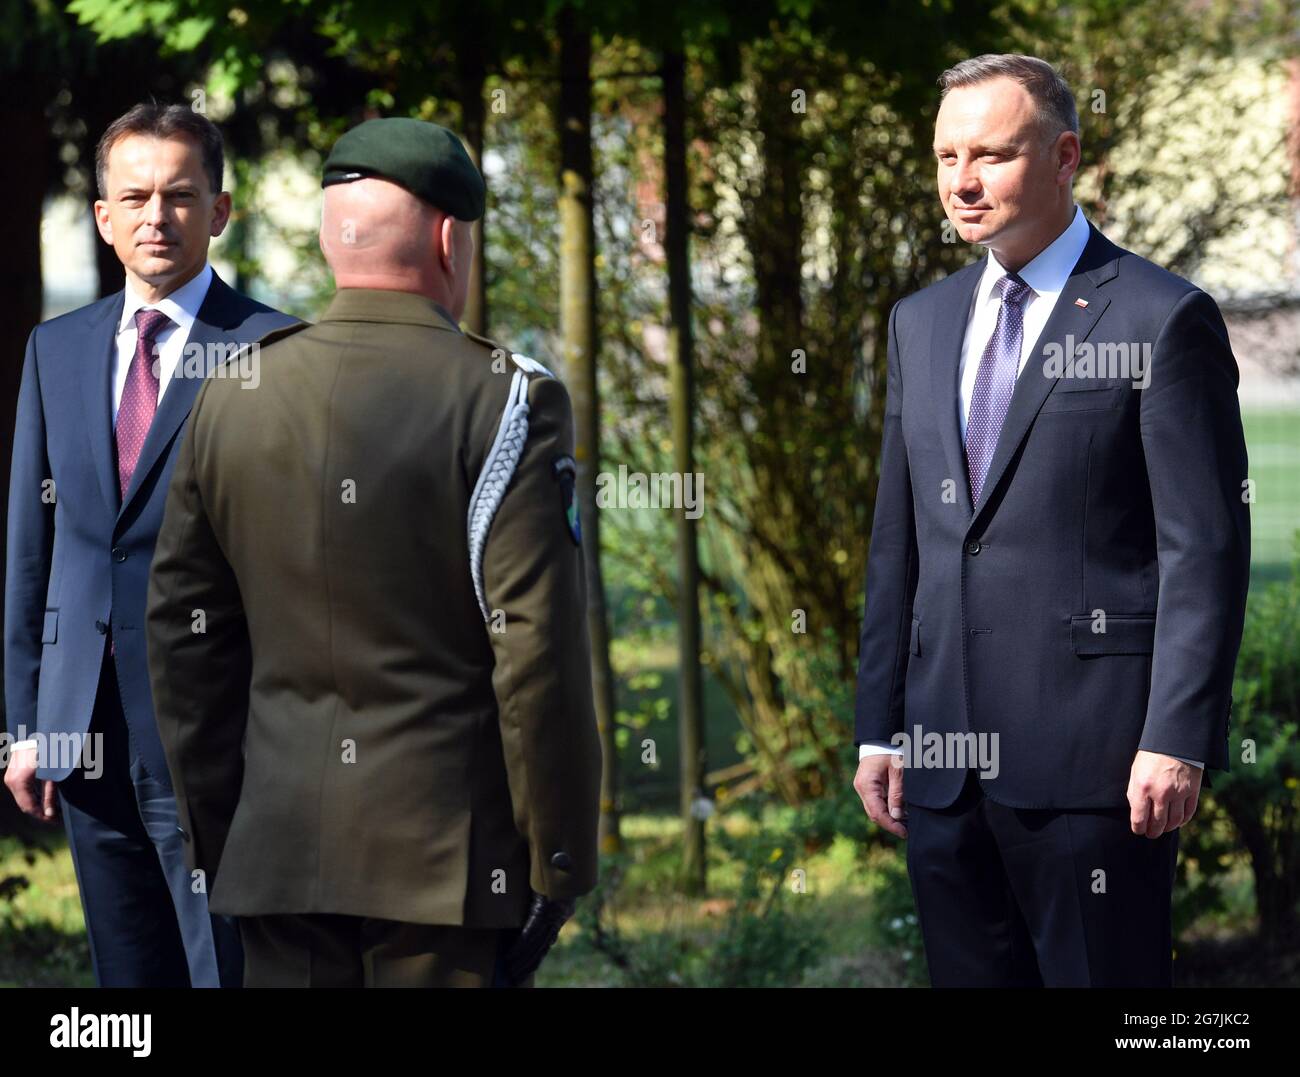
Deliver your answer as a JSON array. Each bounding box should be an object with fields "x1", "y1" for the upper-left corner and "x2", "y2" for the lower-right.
[
  {"x1": 852, "y1": 55, "x2": 1250, "y2": 987},
  {"x1": 3, "y1": 103, "x2": 296, "y2": 986}
]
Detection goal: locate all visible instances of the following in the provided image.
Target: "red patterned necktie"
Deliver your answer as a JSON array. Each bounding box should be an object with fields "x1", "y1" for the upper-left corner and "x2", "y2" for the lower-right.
[{"x1": 117, "y1": 307, "x2": 172, "y2": 500}]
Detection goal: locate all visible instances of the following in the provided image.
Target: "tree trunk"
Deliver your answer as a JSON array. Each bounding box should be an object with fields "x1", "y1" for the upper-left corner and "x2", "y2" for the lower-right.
[
  {"x1": 458, "y1": 28, "x2": 488, "y2": 336},
  {"x1": 663, "y1": 48, "x2": 706, "y2": 894},
  {"x1": 558, "y1": 6, "x2": 620, "y2": 854}
]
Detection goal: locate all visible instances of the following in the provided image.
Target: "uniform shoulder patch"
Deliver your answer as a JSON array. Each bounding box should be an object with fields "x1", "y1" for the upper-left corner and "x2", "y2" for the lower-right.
[{"x1": 553, "y1": 455, "x2": 581, "y2": 546}]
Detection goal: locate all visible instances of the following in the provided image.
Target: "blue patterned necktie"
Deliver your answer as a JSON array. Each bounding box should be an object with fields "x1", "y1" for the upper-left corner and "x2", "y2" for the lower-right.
[{"x1": 965, "y1": 273, "x2": 1034, "y2": 505}]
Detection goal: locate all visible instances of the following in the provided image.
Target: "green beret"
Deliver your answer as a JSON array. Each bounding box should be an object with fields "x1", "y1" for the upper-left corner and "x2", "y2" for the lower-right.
[{"x1": 321, "y1": 118, "x2": 486, "y2": 221}]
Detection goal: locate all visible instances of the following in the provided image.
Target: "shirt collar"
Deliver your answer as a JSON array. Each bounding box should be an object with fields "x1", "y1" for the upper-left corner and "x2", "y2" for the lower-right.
[
  {"x1": 119, "y1": 262, "x2": 214, "y2": 335},
  {"x1": 975, "y1": 204, "x2": 1090, "y2": 309}
]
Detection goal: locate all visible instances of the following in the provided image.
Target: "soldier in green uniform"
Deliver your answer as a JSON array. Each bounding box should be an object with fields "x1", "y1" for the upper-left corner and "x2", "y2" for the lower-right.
[{"x1": 145, "y1": 118, "x2": 603, "y2": 988}]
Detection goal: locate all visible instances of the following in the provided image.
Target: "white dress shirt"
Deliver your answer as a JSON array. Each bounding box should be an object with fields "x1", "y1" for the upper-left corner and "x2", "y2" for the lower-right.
[
  {"x1": 8, "y1": 264, "x2": 215, "y2": 760},
  {"x1": 112, "y1": 262, "x2": 214, "y2": 424},
  {"x1": 859, "y1": 207, "x2": 1202, "y2": 769}
]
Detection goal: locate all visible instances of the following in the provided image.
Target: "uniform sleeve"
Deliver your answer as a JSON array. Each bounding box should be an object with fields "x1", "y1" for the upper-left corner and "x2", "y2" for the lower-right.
[
  {"x1": 145, "y1": 382, "x2": 252, "y2": 881},
  {"x1": 481, "y1": 374, "x2": 602, "y2": 900}
]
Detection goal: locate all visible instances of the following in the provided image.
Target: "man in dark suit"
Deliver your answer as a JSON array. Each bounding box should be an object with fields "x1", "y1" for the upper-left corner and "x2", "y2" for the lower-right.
[
  {"x1": 145, "y1": 118, "x2": 602, "y2": 987},
  {"x1": 852, "y1": 54, "x2": 1250, "y2": 987},
  {"x1": 3, "y1": 103, "x2": 296, "y2": 986}
]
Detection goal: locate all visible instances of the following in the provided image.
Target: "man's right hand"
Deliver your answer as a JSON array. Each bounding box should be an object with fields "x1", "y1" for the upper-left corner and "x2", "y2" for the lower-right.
[
  {"x1": 854, "y1": 753, "x2": 907, "y2": 839},
  {"x1": 4, "y1": 745, "x2": 59, "y2": 822}
]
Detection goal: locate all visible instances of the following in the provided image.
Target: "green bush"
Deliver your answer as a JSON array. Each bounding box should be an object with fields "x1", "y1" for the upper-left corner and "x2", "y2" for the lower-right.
[
  {"x1": 858, "y1": 847, "x2": 927, "y2": 986},
  {"x1": 1209, "y1": 531, "x2": 1300, "y2": 944},
  {"x1": 573, "y1": 823, "x2": 828, "y2": 987}
]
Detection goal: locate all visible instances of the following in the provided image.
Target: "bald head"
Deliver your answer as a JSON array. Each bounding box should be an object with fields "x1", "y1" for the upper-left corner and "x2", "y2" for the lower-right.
[{"x1": 320, "y1": 176, "x2": 474, "y2": 319}]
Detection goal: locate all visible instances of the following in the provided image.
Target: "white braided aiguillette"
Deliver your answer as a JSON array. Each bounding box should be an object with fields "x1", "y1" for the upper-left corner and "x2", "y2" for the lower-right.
[{"x1": 467, "y1": 352, "x2": 556, "y2": 621}]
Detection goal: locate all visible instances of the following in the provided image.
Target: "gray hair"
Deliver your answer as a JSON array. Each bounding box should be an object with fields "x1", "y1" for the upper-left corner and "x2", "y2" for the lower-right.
[{"x1": 938, "y1": 54, "x2": 1079, "y2": 140}]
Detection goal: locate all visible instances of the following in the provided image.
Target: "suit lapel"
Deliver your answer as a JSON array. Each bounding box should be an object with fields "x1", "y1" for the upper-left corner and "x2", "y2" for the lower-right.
[
  {"x1": 929, "y1": 264, "x2": 983, "y2": 522},
  {"x1": 117, "y1": 273, "x2": 245, "y2": 520},
  {"x1": 970, "y1": 226, "x2": 1118, "y2": 527},
  {"x1": 80, "y1": 293, "x2": 125, "y2": 516}
]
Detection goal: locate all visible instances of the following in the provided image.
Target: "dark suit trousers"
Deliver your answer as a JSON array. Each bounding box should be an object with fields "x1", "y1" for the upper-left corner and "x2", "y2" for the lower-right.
[
  {"x1": 237, "y1": 914, "x2": 532, "y2": 987},
  {"x1": 906, "y1": 769, "x2": 1179, "y2": 987},
  {"x1": 57, "y1": 650, "x2": 243, "y2": 987}
]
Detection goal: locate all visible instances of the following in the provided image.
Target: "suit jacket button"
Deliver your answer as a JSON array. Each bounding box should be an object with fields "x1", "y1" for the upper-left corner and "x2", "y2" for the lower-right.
[
  {"x1": 94, "y1": 620, "x2": 108, "y2": 634},
  {"x1": 111, "y1": 547, "x2": 127, "y2": 562},
  {"x1": 965, "y1": 541, "x2": 981, "y2": 555},
  {"x1": 550, "y1": 851, "x2": 573, "y2": 871}
]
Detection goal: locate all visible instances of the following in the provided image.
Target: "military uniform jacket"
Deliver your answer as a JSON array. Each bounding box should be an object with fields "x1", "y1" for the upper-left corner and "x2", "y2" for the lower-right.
[{"x1": 145, "y1": 288, "x2": 602, "y2": 928}]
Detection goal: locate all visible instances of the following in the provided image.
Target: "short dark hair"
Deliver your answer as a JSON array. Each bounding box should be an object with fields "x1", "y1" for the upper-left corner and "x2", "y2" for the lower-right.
[
  {"x1": 95, "y1": 103, "x2": 225, "y2": 199},
  {"x1": 938, "y1": 54, "x2": 1080, "y2": 141}
]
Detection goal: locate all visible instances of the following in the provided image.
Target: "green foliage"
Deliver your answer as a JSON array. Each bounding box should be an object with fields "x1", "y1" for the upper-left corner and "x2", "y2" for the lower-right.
[
  {"x1": 786, "y1": 767, "x2": 872, "y2": 849},
  {"x1": 1211, "y1": 531, "x2": 1300, "y2": 942},
  {"x1": 66, "y1": 0, "x2": 184, "y2": 45},
  {"x1": 1171, "y1": 792, "x2": 1242, "y2": 939},
  {"x1": 703, "y1": 825, "x2": 827, "y2": 987},
  {"x1": 575, "y1": 820, "x2": 828, "y2": 986},
  {"x1": 0, "y1": 839, "x2": 92, "y2": 987},
  {"x1": 1169, "y1": 531, "x2": 1300, "y2": 945},
  {"x1": 613, "y1": 669, "x2": 671, "y2": 753},
  {"x1": 858, "y1": 847, "x2": 927, "y2": 987}
]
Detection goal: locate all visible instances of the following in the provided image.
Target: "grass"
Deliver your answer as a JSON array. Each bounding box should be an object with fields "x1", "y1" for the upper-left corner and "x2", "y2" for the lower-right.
[
  {"x1": 0, "y1": 834, "x2": 93, "y2": 988},
  {"x1": 1243, "y1": 407, "x2": 1300, "y2": 585},
  {"x1": 535, "y1": 811, "x2": 916, "y2": 987}
]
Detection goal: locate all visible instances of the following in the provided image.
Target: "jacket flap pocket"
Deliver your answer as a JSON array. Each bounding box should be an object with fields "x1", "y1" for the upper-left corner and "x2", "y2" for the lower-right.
[
  {"x1": 1041, "y1": 384, "x2": 1124, "y2": 412},
  {"x1": 909, "y1": 617, "x2": 921, "y2": 656},
  {"x1": 1070, "y1": 614, "x2": 1155, "y2": 655},
  {"x1": 41, "y1": 610, "x2": 58, "y2": 645},
  {"x1": 1053, "y1": 376, "x2": 1130, "y2": 392}
]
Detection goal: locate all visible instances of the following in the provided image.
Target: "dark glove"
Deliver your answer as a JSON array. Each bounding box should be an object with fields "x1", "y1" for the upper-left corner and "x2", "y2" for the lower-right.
[{"x1": 497, "y1": 890, "x2": 575, "y2": 987}]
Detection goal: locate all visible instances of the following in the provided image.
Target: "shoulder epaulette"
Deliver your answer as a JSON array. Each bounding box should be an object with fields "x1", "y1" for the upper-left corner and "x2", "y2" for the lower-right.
[
  {"x1": 205, "y1": 320, "x2": 307, "y2": 378},
  {"x1": 253, "y1": 320, "x2": 310, "y2": 349},
  {"x1": 462, "y1": 328, "x2": 557, "y2": 380}
]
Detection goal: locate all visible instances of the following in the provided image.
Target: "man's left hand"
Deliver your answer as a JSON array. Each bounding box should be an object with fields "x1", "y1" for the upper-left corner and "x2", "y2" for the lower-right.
[
  {"x1": 1126, "y1": 750, "x2": 1202, "y2": 838},
  {"x1": 498, "y1": 891, "x2": 575, "y2": 986}
]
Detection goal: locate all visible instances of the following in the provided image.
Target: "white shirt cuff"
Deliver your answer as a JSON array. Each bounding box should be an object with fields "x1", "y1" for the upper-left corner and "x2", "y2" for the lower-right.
[{"x1": 859, "y1": 741, "x2": 903, "y2": 759}]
